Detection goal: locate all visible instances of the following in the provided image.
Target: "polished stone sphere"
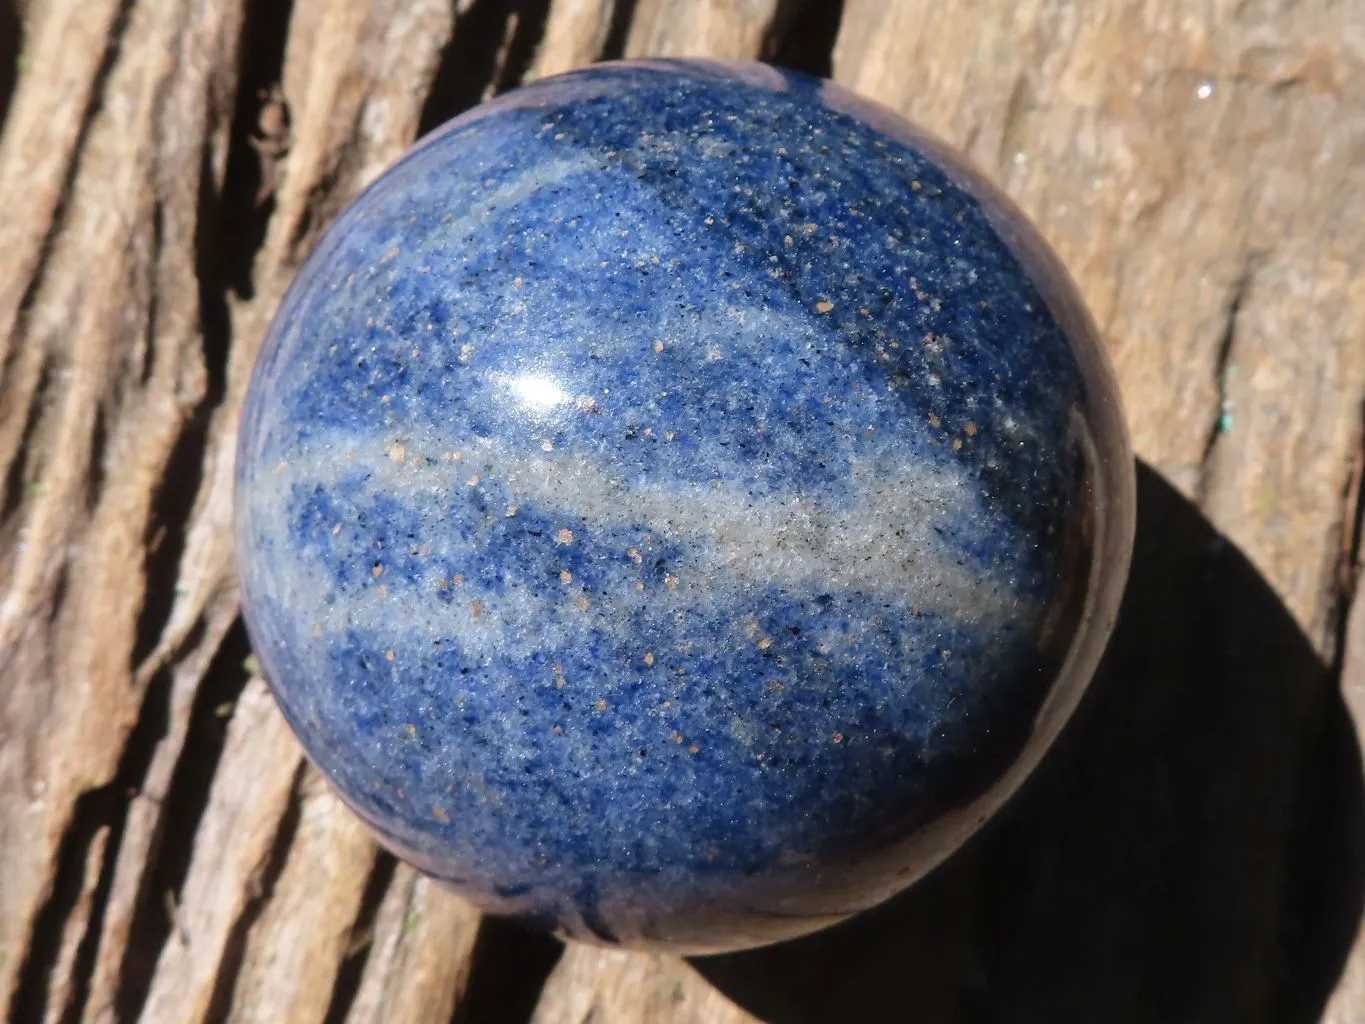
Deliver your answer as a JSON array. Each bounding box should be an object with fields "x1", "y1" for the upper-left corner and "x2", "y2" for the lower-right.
[{"x1": 235, "y1": 59, "x2": 1134, "y2": 953}]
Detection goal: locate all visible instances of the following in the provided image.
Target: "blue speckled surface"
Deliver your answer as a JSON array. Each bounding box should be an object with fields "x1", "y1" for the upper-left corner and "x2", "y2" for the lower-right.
[{"x1": 236, "y1": 60, "x2": 1134, "y2": 953}]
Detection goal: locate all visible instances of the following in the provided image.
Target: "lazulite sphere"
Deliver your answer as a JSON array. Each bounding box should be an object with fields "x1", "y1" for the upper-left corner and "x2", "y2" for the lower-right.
[{"x1": 235, "y1": 60, "x2": 1134, "y2": 953}]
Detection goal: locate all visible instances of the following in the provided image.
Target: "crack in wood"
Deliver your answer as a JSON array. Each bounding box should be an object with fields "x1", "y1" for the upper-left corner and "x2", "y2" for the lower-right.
[
  {"x1": 319, "y1": 853, "x2": 399, "y2": 1024},
  {"x1": 419, "y1": 0, "x2": 537, "y2": 137},
  {"x1": 496, "y1": 0, "x2": 554, "y2": 95},
  {"x1": 8, "y1": 665, "x2": 175, "y2": 1024},
  {"x1": 0, "y1": 352, "x2": 50, "y2": 523},
  {"x1": 112, "y1": 623, "x2": 253, "y2": 1024},
  {"x1": 761, "y1": 0, "x2": 844, "y2": 78},
  {"x1": 1332, "y1": 399, "x2": 1365, "y2": 666},
  {"x1": 200, "y1": 759, "x2": 308, "y2": 1024},
  {"x1": 592, "y1": 0, "x2": 635, "y2": 62},
  {"x1": 0, "y1": 0, "x2": 20, "y2": 128},
  {"x1": 1195, "y1": 253, "x2": 1260, "y2": 506},
  {"x1": 215, "y1": 0, "x2": 297, "y2": 304},
  {"x1": 46, "y1": 826, "x2": 112, "y2": 1024},
  {"x1": 453, "y1": 916, "x2": 563, "y2": 1024}
]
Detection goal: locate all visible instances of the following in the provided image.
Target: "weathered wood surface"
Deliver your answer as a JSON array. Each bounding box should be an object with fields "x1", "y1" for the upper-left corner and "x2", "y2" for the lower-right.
[{"x1": 1, "y1": 0, "x2": 1363, "y2": 1020}]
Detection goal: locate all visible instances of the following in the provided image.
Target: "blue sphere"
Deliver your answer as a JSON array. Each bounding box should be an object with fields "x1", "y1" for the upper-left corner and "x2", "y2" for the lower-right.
[{"x1": 236, "y1": 60, "x2": 1134, "y2": 953}]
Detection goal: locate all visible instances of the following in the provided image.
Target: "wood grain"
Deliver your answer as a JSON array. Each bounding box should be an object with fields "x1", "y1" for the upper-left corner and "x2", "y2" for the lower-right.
[{"x1": 1, "y1": 0, "x2": 1362, "y2": 1020}]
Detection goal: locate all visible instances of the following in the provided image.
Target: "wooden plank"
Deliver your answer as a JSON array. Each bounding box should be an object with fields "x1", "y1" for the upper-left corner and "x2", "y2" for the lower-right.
[{"x1": 0, "y1": 0, "x2": 246, "y2": 1012}]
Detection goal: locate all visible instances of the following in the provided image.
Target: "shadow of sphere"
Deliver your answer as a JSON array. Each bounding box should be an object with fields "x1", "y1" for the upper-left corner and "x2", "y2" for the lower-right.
[{"x1": 693, "y1": 461, "x2": 1365, "y2": 1023}]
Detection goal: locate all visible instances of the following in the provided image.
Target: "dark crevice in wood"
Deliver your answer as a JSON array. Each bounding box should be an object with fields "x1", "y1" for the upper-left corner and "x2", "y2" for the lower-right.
[
  {"x1": 1347, "y1": 408, "x2": 1365, "y2": 587},
  {"x1": 112, "y1": 619, "x2": 252, "y2": 1024},
  {"x1": 7, "y1": 656, "x2": 174, "y2": 1024},
  {"x1": 202, "y1": 757, "x2": 308, "y2": 1024},
  {"x1": 761, "y1": 0, "x2": 844, "y2": 78},
  {"x1": 197, "y1": 146, "x2": 233, "y2": 404},
  {"x1": 450, "y1": 917, "x2": 563, "y2": 1024},
  {"x1": 419, "y1": 0, "x2": 523, "y2": 137},
  {"x1": 598, "y1": 0, "x2": 638, "y2": 62},
  {"x1": 216, "y1": 0, "x2": 297, "y2": 302},
  {"x1": 1330, "y1": 399, "x2": 1365, "y2": 655},
  {"x1": 141, "y1": 200, "x2": 164, "y2": 384},
  {"x1": 85, "y1": 402, "x2": 108, "y2": 514},
  {"x1": 321, "y1": 852, "x2": 400, "y2": 1024},
  {"x1": 53, "y1": 767, "x2": 148, "y2": 1023},
  {"x1": 0, "y1": 0, "x2": 20, "y2": 130},
  {"x1": 598, "y1": 0, "x2": 639, "y2": 64},
  {"x1": 0, "y1": 354, "x2": 49, "y2": 518},
  {"x1": 130, "y1": 400, "x2": 213, "y2": 668},
  {"x1": 1195, "y1": 255, "x2": 1259, "y2": 504},
  {"x1": 492, "y1": 0, "x2": 553, "y2": 95},
  {"x1": 46, "y1": 558, "x2": 71, "y2": 643}
]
